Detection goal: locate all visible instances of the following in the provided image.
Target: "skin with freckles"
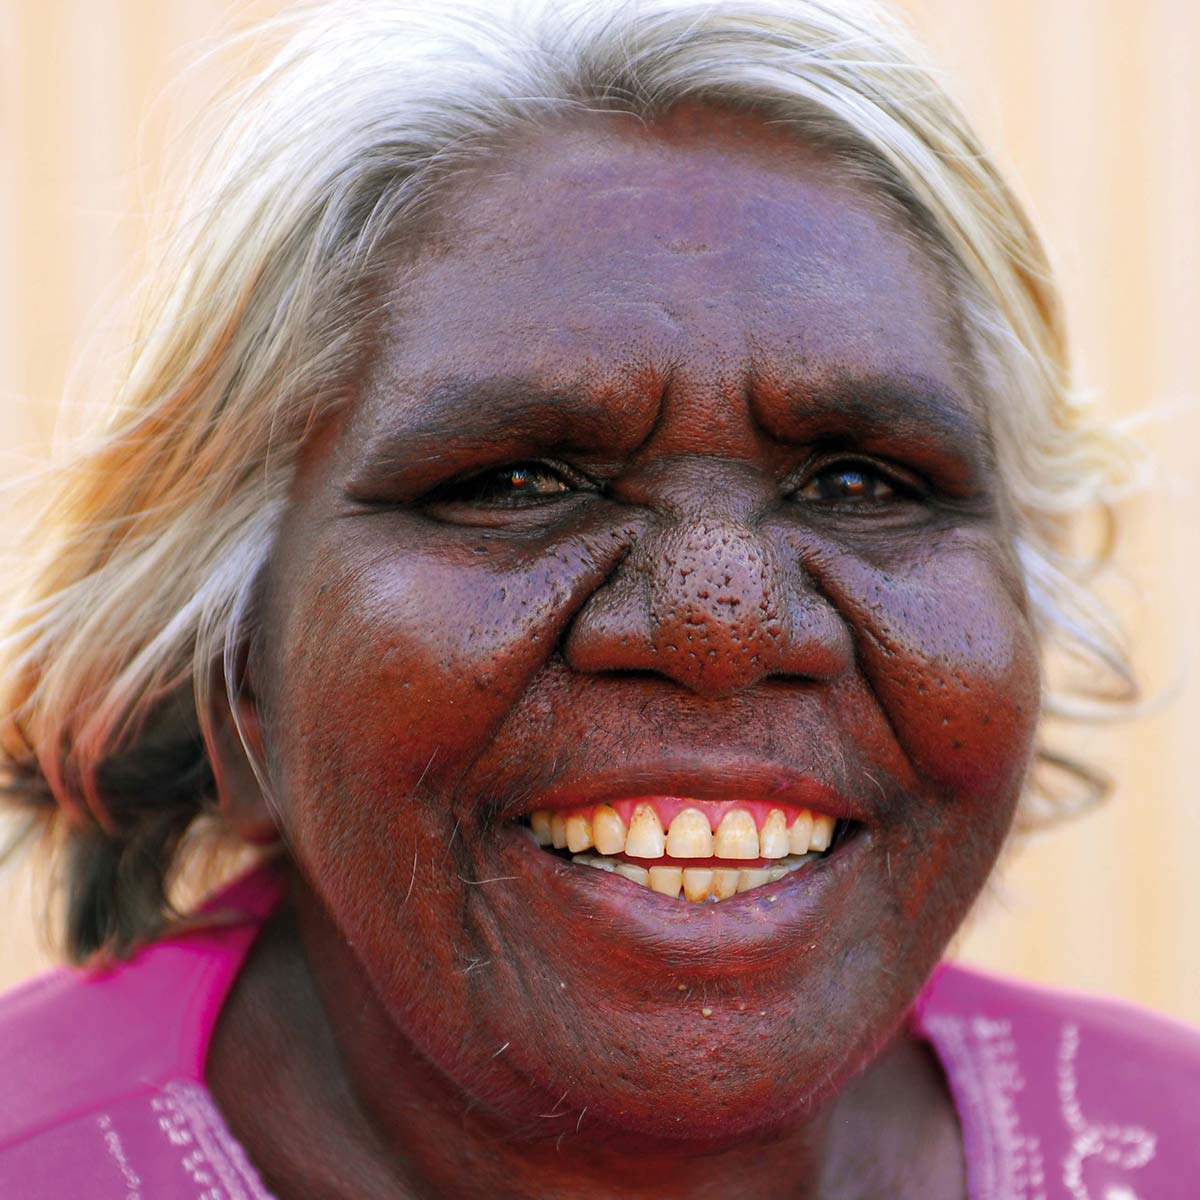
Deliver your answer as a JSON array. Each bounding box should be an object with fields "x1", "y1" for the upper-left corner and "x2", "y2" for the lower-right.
[{"x1": 206, "y1": 106, "x2": 1041, "y2": 1198}]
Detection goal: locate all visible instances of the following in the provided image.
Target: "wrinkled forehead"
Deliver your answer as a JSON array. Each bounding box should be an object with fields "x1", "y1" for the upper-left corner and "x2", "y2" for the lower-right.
[{"x1": 345, "y1": 106, "x2": 989, "y2": 466}]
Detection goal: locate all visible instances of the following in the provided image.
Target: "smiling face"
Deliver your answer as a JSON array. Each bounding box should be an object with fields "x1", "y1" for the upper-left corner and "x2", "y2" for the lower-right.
[{"x1": 249, "y1": 106, "x2": 1040, "y2": 1147}]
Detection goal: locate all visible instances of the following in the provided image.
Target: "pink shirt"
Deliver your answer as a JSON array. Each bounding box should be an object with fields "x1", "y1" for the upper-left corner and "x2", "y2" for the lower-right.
[{"x1": 2, "y1": 866, "x2": 1197, "y2": 1198}]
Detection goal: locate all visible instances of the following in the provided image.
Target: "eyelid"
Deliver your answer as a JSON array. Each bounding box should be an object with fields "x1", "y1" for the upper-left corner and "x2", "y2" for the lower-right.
[
  {"x1": 426, "y1": 456, "x2": 600, "y2": 501},
  {"x1": 784, "y1": 452, "x2": 929, "y2": 499}
]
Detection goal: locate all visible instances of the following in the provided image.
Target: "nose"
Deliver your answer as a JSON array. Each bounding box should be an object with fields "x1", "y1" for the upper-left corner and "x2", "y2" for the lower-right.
[{"x1": 564, "y1": 513, "x2": 852, "y2": 700}]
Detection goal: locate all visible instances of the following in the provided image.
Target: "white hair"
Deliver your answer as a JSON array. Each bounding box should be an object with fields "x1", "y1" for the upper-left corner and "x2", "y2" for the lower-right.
[{"x1": 0, "y1": 0, "x2": 1137, "y2": 958}]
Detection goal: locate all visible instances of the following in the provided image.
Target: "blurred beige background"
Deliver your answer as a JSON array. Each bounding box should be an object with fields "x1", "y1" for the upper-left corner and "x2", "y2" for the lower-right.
[{"x1": 1, "y1": 1, "x2": 1197, "y2": 1024}]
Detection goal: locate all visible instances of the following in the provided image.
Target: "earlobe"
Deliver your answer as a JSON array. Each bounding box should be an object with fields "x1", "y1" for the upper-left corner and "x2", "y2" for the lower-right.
[{"x1": 205, "y1": 656, "x2": 280, "y2": 847}]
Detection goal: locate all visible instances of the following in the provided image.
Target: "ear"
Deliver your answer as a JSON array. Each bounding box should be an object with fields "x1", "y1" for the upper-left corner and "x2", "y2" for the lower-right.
[{"x1": 204, "y1": 645, "x2": 280, "y2": 846}]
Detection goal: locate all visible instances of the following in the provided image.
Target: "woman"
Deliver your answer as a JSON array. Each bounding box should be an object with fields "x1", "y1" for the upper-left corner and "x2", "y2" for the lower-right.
[{"x1": 0, "y1": 0, "x2": 1195, "y2": 1196}]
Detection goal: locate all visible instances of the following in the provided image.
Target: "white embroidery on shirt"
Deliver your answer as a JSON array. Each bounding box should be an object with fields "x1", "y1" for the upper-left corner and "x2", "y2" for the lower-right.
[
  {"x1": 96, "y1": 1112, "x2": 144, "y2": 1200},
  {"x1": 151, "y1": 1082, "x2": 276, "y2": 1200},
  {"x1": 1056, "y1": 1022, "x2": 1156, "y2": 1200},
  {"x1": 923, "y1": 1014, "x2": 1048, "y2": 1200}
]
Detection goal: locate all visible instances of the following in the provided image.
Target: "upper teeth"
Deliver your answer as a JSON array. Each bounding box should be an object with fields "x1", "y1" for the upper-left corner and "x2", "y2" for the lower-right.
[{"x1": 529, "y1": 802, "x2": 836, "y2": 861}]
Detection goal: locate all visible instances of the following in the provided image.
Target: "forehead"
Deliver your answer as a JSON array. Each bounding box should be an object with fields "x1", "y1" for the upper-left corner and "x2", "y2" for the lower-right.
[{"x1": 354, "y1": 106, "x2": 982, "y2": 449}]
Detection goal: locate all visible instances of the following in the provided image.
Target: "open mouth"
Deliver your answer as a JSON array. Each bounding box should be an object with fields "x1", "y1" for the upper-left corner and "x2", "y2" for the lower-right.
[{"x1": 519, "y1": 797, "x2": 852, "y2": 902}]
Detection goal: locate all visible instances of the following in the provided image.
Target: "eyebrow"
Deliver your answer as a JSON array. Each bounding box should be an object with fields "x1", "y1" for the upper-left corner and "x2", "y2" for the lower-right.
[
  {"x1": 346, "y1": 374, "x2": 653, "y2": 489},
  {"x1": 347, "y1": 367, "x2": 994, "y2": 492},
  {"x1": 403, "y1": 376, "x2": 618, "y2": 447},
  {"x1": 757, "y1": 372, "x2": 993, "y2": 465}
]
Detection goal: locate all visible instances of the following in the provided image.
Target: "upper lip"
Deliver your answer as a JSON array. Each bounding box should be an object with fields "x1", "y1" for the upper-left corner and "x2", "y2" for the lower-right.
[{"x1": 501, "y1": 755, "x2": 871, "y2": 825}]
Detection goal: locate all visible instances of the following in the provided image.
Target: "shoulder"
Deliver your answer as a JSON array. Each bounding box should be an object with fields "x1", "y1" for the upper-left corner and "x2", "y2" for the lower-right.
[
  {"x1": 0, "y1": 952, "x2": 277, "y2": 1197},
  {"x1": 914, "y1": 962, "x2": 1200, "y2": 1200},
  {"x1": 0, "y1": 937, "x2": 224, "y2": 1152},
  {"x1": 0, "y1": 866, "x2": 282, "y2": 1152},
  {"x1": 918, "y1": 959, "x2": 1200, "y2": 1087}
]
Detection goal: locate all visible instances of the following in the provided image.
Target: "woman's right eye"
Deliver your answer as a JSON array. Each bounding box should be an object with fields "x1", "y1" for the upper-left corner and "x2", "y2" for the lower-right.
[{"x1": 430, "y1": 462, "x2": 581, "y2": 507}]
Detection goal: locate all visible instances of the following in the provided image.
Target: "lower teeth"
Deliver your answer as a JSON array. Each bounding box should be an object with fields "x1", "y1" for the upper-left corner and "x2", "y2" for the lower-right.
[{"x1": 568, "y1": 852, "x2": 823, "y2": 901}]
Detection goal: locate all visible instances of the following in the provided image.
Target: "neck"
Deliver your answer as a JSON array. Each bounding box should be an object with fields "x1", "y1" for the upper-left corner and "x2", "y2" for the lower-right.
[{"x1": 208, "y1": 896, "x2": 963, "y2": 1200}]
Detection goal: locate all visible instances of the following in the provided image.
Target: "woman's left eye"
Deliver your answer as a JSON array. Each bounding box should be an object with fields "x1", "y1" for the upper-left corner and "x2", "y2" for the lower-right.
[
  {"x1": 433, "y1": 461, "x2": 580, "y2": 506},
  {"x1": 793, "y1": 462, "x2": 916, "y2": 505}
]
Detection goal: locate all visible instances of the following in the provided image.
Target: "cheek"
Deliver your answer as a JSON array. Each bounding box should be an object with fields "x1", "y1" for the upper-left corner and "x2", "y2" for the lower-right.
[
  {"x1": 811, "y1": 533, "x2": 1040, "y2": 923},
  {"x1": 266, "y1": 520, "x2": 629, "y2": 810},
  {"x1": 818, "y1": 532, "x2": 1040, "y2": 913},
  {"x1": 832, "y1": 537, "x2": 1040, "y2": 798}
]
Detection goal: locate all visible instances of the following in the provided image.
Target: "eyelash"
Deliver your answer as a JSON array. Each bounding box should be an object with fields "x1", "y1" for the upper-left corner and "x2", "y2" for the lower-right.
[
  {"x1": 427, "y1": 461, "x2": 592, "y2": 508},
  {"x1": 426, "y1": 458, "x2": 924, "y2": 509},
  {"x1": 789, "y1": 456, "x2": 925, "y2": 506}
]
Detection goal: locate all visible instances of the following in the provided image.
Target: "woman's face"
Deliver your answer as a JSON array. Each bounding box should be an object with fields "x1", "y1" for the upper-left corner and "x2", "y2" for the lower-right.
[{"x1": 252, "y1": 107, "x2": 1040, "y2": 1144}]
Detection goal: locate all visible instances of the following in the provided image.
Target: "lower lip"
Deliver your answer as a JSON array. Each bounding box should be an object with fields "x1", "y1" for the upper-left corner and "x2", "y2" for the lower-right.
[{"x1": 500, "y1": 823, "x2": 871, "y2": 976}]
